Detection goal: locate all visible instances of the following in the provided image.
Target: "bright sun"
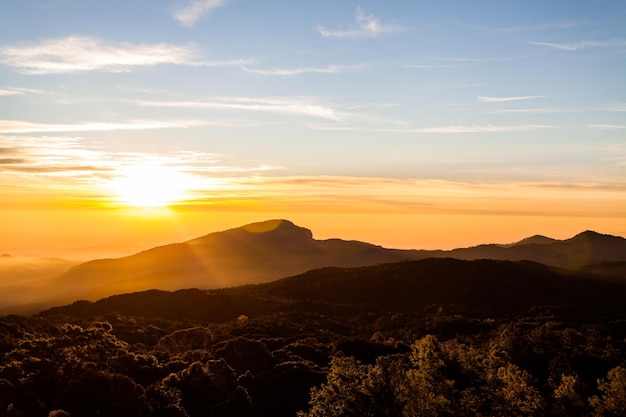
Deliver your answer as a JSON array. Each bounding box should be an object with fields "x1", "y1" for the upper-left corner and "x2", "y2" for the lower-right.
[{"x1": 108, "y1": 164, "x2": 191, "y2": 208}]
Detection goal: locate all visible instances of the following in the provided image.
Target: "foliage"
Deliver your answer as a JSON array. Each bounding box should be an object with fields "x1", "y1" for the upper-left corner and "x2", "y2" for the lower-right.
[{"x1": 1, "y1": 276, "x2": 625, "y2": 416}]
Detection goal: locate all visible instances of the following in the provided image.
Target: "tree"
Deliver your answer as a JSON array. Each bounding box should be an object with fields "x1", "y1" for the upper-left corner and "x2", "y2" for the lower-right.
[
  {"x1": 590, "y1": 366, "x2": 626, "y2": 416},
  {"x1": 491, "y1": 364, "x2": 544, "y2": 417},
  {"x1": 298, "y1": 356, "x2": 373, "y2": 417},
  {"x1": 399, "y1": 335, "x2": 457, "y2": 417}
]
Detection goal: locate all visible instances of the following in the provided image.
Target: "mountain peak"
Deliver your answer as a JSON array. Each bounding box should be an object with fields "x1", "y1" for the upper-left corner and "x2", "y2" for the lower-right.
[
  {"x1": 241, "y1": 219, "x2": 299, "y2": 233},
  {"x1": 569, "y1": 230, "x2": 620, "y2": 242},
  {"x1": 187, "y1": 219, "x2": 314, "y2": 245},
  {"x1": 511, "y1": 235, "x2": 556, "y2": 246},
  {"x1": 238, "y1": 219, "x2": 314, "y2": 241}
]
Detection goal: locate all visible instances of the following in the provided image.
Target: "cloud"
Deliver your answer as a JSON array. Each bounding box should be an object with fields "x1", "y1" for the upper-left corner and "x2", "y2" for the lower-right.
[
  {"x1": 240, "y1": 64, "x2": 361, "y2": 76},
  {"x1": 405, "y1": 64, "x2": 455, "y2": 69},
  {"x1": 0, "y1": 36, "x2": 238, "y2": 74},
  {"x1": 478, "y1": 95, "x2": 547, "y2": 103},
  {"x1": 404, "y1": 124, "x2": 554, "y2": 133},
  {"x1": 590, "y1": 124, "x2": 626, "y2": 130},
  {"x1": 311, "y1": 124, "x2": 553, "y2": 134},
  {"x1": 0, "y1": 119, "x2": 207, "y2": 134},
  {"x1": 317, "y1": 7, "x2": 400, "y2": 38},
  {"x1": 174, "y1": 0, "x2": 227, "y2": 27},
  {"x1": 131, "y1": 97, "x2": 343, "y2": 121},
  {"x1": 0, "y1": 158, "x2": 27, "y2": 165},
  {"x1": 0, "y1": 135, "x2": 277, "y2": 186},
  {"x1": 0, "y1": 87, "x2": 45, "y2": 96},
  {"x1": 529, "y1": 39, "x2": 626, "y2": 51},
  {"x1": 177, "y1": 175, "x2": 626, "y2": 218}
]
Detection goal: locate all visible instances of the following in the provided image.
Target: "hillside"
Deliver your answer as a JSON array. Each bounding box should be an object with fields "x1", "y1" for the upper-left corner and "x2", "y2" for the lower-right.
[
  {"x1": 2, "y1": 220, "x2": 622, "y2": 314},
  {"x1": 54, "y1": 219, "x2": 421, "y2": 301},
  {"x1": 42, "y1": 258, "x2": 626, "y2": 321},
  {"x1": 446, "y1": 230, "x2": 626, "y2": 268},
  {"x1": 20, "y1": 257, "x2": 626, "y2": 417},
  {"x1": 53, "y1": 220, "x2": 626, "y2": 305}
]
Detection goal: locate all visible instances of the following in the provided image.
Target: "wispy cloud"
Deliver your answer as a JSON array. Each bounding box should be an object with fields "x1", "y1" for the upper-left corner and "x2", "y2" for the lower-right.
[
  {"x1": 596, "y1": 104, "x2": 626, "y2": 112},
  {"x1": 478, "y1": 95, "x2": 547, "y2": 103},
  {"x1": 317, "y1": 7, "x2": 401, "y2": 39},
  {"x1": 314, "y1": 124, "x2": 554, "y2": 134},
  {"x1": 410, "y1": 124, "x2": 553, "y2": 133},
  {"x1": 405, "y1": 64, "x2": 455, "y2": 69},
  {"x1": 0, "y1": 119, "x2": 207, "y2": 134},
  {"x1": 590, "y1": 124, "x2": 626, "y2": 130},
  {"x1": 240, "y1": 64, "x2": 361, "y2": 76},
  {"x1": 0, "y1": 87, "x2": 45, "y2": 96},
  {"x1": 0, "y1": 36, "x2": 243, "y2": 75},
  {"x1": 131, "y1": 97, "x2": 343, "y2": 121},
  {"x1": 0, "y1": 135, "x2": 277, "y2": 186},
  {"x1": 529, "y1": 39, "x2": 626, "y2": 51},
  {"x1": 432, "y1": 55, "x2": 523, "y2": 63},
  {"x1": 177, "y1": 175, "x2": 626, "y2": 218},
  {"x1": 173, "y1": 0, "x2": 227, "y2": 27}
]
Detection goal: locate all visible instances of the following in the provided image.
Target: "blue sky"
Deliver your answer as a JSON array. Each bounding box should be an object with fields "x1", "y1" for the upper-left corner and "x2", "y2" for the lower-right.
[{"x1": 1, "y1": 0, "x2": 625, "y2": 256}]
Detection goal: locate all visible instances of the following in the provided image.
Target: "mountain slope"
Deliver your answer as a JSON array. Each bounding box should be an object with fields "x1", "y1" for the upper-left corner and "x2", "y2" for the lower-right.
[
  {"x1": 445, "y1": 231, "x2": 626, "y2": 269},
  {"x1": 52, "y1": 220, "x2": 626, "y2": 304},
  {"x1": 41, "y1": 258, "x2": 626, "y2": 321},
  {"x1": 56, "y1": 219, "x2": 420, "y2": 300}
]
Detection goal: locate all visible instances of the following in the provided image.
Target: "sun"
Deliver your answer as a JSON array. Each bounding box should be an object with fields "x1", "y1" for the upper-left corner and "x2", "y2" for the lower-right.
[{"x1": 108, "y1": 164, "x2": 191, "y2": 208}]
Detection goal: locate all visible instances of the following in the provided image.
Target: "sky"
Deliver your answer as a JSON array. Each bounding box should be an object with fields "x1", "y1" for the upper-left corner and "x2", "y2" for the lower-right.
[{"x1": 1, "y1": 0, "x2": 625, "y2": 259}]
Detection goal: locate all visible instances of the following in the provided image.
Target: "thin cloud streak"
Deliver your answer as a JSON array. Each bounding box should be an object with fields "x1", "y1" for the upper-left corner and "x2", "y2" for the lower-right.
[
  {"x1": 0, "y1": 120, "x2": 207, "y2": 134},
  {"x1": 179, "y1": 175, "x2": 626, "y2": 217},
  {"x1": 317, "y1": 7, "x2": 400, "y2": 38},
  {"x1": 0, "y1": 36, "x2": 243, "y2": 74},
  {"x1": 131, "y1": 97, "x2": 343, "y2": 121},
  {"x1": 240, "y1": 64, "x2": 361, "y2": 76},
  {"x1": 405, "y1": 64, "x2": 455, "y2": 69},
  {"x1": 0, "y1": 135, "x2": 277, "y2": 185},
  {"x1": 174, "y1": 0, "x2": 227, "y2": 27},
  {"x1": 478, "y1": 95, "x2": 547, "y2": 103},
  {"x1": 0, "y1": 87, "x2": 46, "y2": 96},
  {"x1": 590, "y1": 124, "x2": 626, "y2": 130},
  {"x1": 342, "y1": 124, "x2": 554, "y2": 134},
  {"x1": 529, "y1": 39, "x2": 626, "y2": 51}
]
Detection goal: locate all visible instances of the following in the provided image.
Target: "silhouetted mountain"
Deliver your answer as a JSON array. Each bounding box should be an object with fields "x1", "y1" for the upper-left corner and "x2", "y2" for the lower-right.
[
  {"x1": 56, "y1": 219, "x2": 420, "y2": 300},
  {"x1": 42, "y1": 258, "x2": 626, "y2": 321},
  {"x1": 51, "y1": 220, "x2": 626, "y2": 304},
  {"x1": 258, "y1": 258, "x2": 626, "y2": 312},
  {"x1": 445, "y1": 230, "x2": 626, "y2": 269},
  {"x1": 507, "y1": 235, "x2": 557, "y2": 246}
]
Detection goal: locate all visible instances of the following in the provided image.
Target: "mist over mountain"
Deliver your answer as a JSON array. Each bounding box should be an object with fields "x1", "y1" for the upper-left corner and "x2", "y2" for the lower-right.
[
  {"x1": 41, "y1": 258, "x2": 626, "y2": 321},
  {"x1": 55, "y1": 219, "x2": 420, "y2": 301},
  {"x1": 446, "y1": 230, "x2": 626, "y2": 268},
  {"x1": 3, "y1": 219, "x2": 626, "y2": 314},
  {"x1": 0, "y1": 256, "x2": 79, "y2": 311}
]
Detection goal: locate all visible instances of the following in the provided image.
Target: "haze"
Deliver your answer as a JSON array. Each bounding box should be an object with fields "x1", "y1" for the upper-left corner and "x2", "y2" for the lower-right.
[{"x1": 1, "y1": 1, "x2": 625, "y2": 260}]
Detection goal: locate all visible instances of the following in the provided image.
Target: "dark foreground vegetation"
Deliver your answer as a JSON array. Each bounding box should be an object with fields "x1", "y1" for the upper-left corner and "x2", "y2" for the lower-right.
[{"x1": 1, "y1": 258, "x2": 626, "y2": 416}]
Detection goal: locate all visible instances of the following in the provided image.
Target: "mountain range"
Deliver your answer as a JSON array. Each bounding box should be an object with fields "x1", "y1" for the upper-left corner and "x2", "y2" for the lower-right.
[
  {"x1": 5, "y1": 219, "x2": 626, "y2": 314},
  {"x1": 41, "y1": 257, "x2": 626, "y2": 321}
]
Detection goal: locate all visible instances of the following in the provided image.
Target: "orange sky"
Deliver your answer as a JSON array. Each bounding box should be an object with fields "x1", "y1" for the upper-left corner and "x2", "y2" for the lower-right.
[
  {"x1": 3, "y1": 176, "x2": 624, "y2": 260},
  {"x1": 2, "y1": 1, "x2": 625, "y2": 262}
]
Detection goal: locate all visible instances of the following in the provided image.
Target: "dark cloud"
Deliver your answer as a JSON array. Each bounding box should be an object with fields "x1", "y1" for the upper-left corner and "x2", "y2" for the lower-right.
[{"x1": 0, "y1": 158, "x2": 27, "y2": 164}]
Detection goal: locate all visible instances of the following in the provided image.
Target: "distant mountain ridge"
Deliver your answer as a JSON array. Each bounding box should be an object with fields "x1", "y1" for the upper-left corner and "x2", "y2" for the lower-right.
[
  {"x1": 445, "y1": 230, "x2": 626, "y2": 268},
  {"x1": 41, "y1": 258, "x2": 626, "y2": 321},
  {"x1": 0, "y1": 220, "x2": 618, "y2": 315},
  {"x1": 52, "y1": 220, "x2": 626, "y2": 304},
  {"x1": 56, "y1": 219, "x2": 418, "y2": 300}
]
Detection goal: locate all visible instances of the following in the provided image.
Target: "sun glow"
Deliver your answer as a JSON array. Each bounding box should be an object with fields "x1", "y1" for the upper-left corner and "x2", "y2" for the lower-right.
[{"x1": 108, "y1": 164, "x2": 192, "y2": 208}]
